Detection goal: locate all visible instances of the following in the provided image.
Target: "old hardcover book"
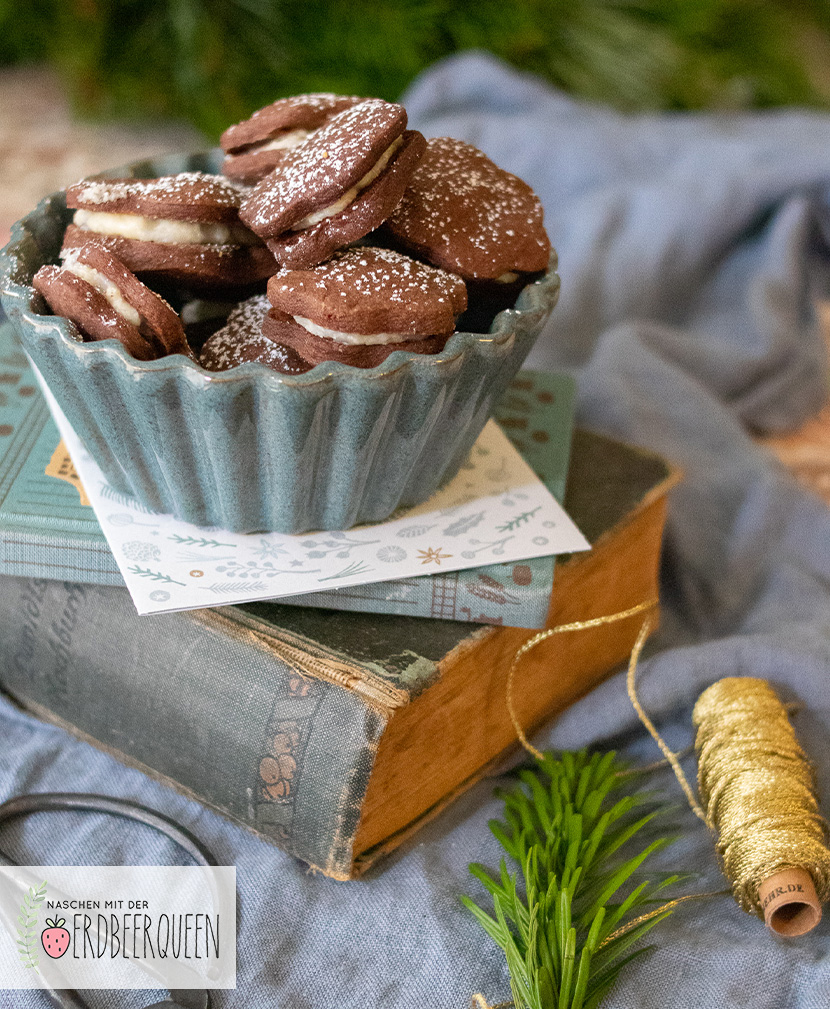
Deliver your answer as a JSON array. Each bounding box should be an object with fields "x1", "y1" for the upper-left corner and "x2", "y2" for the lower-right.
[{"x1": 0, "y1": 430, "x2": 678, "y2": 880}]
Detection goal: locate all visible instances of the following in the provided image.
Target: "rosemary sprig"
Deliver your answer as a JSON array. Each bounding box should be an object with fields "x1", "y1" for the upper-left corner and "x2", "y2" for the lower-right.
[{"x1": 464, "y1": 749, "x2": 681, "y2": 1009}]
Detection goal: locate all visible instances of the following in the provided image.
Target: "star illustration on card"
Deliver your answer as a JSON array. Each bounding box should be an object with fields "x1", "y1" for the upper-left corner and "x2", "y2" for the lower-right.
[
  {"x1": 417, "y1": 546, "x2": 452, "y2": 565},
  {"x1": 253, "y1": 538, "x2": 289, "y2": 559}
]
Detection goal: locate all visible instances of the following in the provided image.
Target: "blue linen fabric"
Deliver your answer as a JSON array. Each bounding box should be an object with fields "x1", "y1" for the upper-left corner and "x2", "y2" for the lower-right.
[{"x1": 4, "y1": 50, "x2": 830, "y2": 1007}]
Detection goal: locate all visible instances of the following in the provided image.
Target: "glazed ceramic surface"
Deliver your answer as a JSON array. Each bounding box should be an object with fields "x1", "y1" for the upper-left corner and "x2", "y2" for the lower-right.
[{"x1": 0, "y1": 153, "x2": 560, "y2": 533}]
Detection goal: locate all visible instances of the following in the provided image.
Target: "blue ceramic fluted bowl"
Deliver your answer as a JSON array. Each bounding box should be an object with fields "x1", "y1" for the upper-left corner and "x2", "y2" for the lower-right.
[{"x1": 0, "y1": 152, "x2": 560, "y2": 533}]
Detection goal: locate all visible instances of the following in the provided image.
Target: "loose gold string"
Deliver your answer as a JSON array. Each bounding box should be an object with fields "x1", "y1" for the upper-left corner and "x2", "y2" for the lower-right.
[
  {"x1": 506, "y1": 598, "x2": 660, "y2": 760},
  {"x1": 601, "y1": 622, "x2": 727, "y2": 944},
  {"x1": 598, "y1": 889, "x2": 731, "y2": 947},
  {"x1": 614, "y1": 744, "x2": 695, "y2": 778},
  {"x1": 625, "y1": 618, "x2": 707, "y2": 823}
]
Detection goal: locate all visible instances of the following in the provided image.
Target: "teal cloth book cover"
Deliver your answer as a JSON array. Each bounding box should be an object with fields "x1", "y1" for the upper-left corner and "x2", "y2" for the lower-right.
[{"x1": 0, "y1": 321, "x2": 575, "y2": 628}]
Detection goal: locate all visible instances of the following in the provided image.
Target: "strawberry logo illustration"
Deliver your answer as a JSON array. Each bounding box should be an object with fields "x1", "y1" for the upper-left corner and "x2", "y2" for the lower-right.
[{"x1": 41, "y1": 918, "x2": 70, "y2": 958}]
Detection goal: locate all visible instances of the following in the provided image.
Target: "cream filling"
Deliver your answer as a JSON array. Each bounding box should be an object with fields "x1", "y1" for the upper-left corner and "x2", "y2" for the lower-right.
[
  {"x1": 61, "y1": 253, "x2": 141, "y2": 327},
  {"x1": 73, "y1": 209, "x2": 260, "y2": 246},
  {"x1": 252, "y1": 128, "x2": 312, "y2": 153},
  {"x1": 291, "y1": 136, "x2": 403, "y2": 231},
  {"x1": 496, "y1": 272, "x2": 520, "y2": 284},
  {"x1": 294, "y1": 315, "x2": 411, "y2": 346}
]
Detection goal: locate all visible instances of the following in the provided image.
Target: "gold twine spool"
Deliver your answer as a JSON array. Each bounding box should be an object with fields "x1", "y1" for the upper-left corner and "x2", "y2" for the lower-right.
[
  {"x1": 629, "y1": 662, "x2": 830, "y2": 935},
  {"x1": 692, "y1": 677, "x2": 830, "y2": 928}
]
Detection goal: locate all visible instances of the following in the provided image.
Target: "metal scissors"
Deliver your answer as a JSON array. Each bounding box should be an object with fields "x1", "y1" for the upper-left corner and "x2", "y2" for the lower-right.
[{"x1": 0, "y1": 792, "x2": 219, "y2": 1009}]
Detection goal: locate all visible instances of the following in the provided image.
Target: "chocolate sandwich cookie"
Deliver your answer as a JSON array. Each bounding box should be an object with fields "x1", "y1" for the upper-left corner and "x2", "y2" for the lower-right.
[
  {"x1": 200, "y1": 295, "x2": 311, "y2": 375},
  {"x1": 264, "y1": 246, "x2": 467, "y2": 368},
  {"x1": 382, "y1": 137, "x2": 551, "y2": 284},
  {"x1": 263, "y1": 310, "x2": 449, "y2": 369},
  {"x1": 239, "y1": 100, "x2": 425, "y2": 269},
  {"x1": 221, "y1": 93, "x2": 362, "y2": 185},
  {"x1": 62, "y1": 171, "x2": 276, "y2": 291},
  {"x1": 33, "y1": 243, "x2": 192, "y2": 362}
]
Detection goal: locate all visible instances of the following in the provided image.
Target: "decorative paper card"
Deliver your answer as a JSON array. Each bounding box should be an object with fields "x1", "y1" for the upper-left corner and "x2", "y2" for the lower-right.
[{"x1": 38, "y1": 379, "x2": 589, "y2": 616}]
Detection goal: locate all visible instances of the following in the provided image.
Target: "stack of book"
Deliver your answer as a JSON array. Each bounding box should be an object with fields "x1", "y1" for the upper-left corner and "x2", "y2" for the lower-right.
[{"x1": 0, "y1": 321, "x2": 678, "y2": 879}]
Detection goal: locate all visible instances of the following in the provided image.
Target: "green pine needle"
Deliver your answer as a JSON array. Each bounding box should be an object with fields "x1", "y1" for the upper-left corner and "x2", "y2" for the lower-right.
[
  {"x1": 0, "y1": 2, "x2": 828, "y2": 136},
  {"x1": 464, "y1": 749, "x2": 682, "y2": 1009}
]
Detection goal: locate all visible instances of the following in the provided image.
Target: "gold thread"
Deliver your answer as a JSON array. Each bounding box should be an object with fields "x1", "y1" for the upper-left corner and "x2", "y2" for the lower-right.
[
  {"x1": 625, "y1": 619, "x2": 707, "y2": 823},
  {"x1": 506, "y1": 598, "x2": 659, "y2": 759},
  {"x1": 627, "y1": 666, "x2": 830, "y2": 920},
  {"x1": 692, "y1": 678, "x2": 830, "y2": 916},
  {"x1": 614, "y1": 743, "x2": 695, "y2": 778},
  {"x1": 599, "y1": 889, "x2": 731, "y2": 947},
  {"x1": 471, "y1": 997, "x2": 514, "y2": 1009}
]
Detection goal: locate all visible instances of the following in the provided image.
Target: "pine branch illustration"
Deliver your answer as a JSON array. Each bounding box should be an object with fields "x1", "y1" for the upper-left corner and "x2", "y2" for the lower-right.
[
  {"x1": 496, "y1": 506, "x2": 542, "y2": 533},
  {"x1": 466, "y1": 583, "x2": 520, "y2": 605},
  {"x1": 215, "y1": 562, "x2": 320, "y2": 578},
  {"x1": 464, "y1": 750, "x2": 681, "y2": 1009},
  {"x1": 319, "y1": 560, "x2": 373, "y2": 581},
  {"x1": 127, "y1": 566, "x2": 186, "y2": 586},
  {"x1": 167, "y1": 534, "x2": 236, "y2": 549},
  {"x1": 98, "y1": 484, "x2": 154, "y2": 513},
  {"x1": 443, "y1": 511, "x2": 486, "y2": 536}
]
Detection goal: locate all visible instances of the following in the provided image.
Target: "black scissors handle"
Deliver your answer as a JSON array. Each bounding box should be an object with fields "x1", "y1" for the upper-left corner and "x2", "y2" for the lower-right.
[
  {"x1": 0, "y1": 792, "x2": 218, "y2": 1009},
  {"x1": 0, "y1": 793, "x2": 218, "y2": 867}
]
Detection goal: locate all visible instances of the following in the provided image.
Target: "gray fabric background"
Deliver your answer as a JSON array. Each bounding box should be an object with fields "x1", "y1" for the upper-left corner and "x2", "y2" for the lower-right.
[{"x1": 3, "y1": 51, "x2": 830, "y2": 1007}]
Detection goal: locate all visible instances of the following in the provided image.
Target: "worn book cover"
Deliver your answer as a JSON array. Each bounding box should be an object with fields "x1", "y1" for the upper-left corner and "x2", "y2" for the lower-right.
[{"x1": 0, "y1": 429, "x2": 678, "y2": 879}]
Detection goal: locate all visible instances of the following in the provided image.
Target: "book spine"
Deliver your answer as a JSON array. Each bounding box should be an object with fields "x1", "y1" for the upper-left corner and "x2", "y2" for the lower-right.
[
  {"x1": 0, "y1": 575, "x2": 385, "y2": 878},
  {"x1": 0, "y1": 530, "x2": 122, "y2": 584}
]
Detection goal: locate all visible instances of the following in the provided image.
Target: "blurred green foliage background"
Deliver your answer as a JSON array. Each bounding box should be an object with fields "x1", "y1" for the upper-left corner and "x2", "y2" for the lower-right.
[{"x1": 1, "y1": 0, "x2": 828, "y2": 137}]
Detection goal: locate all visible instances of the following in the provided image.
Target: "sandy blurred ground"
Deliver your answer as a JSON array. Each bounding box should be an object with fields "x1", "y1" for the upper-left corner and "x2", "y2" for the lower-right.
[
  {"x1": 0, "y1": 64, "x2": 827, "y2": 506},
  {"x1": 0, "y1": 65, "x2": 203, "y2": 244},
  {"x1": 759, "y1": 305, "x2": 830, "y2": 507}
]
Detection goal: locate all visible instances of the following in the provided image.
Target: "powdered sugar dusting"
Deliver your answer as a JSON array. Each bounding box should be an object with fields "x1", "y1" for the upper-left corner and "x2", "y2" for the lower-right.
[
  {"x1": 70, "y1": 172, "x2": 248, "y2": 210},
  {"x1": 387, "y1": 137, "x2": 550, "y2": 277},
  {"x1": 203, "y1": 331, "x2": 307, "y2": 373},
  {"x1": 240, "y1": 99, "x2": 405, "y2": 235},
  {"x1": 201, "y1": 294, "x2": 310, "y2": 373},
  {"x1": 224, "y1": 293, "x2": 271, "y2": 336},
  {"x1": 222, "y1": 93, "x2": 363, "y2": 151},
  {"x1": 271, "y1": 247, "x2": 466, "y2": 311}
]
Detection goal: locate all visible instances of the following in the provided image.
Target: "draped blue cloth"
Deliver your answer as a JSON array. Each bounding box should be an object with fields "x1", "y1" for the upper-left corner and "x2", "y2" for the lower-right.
[{"x1": 5, "y1": 51, "x2": 830, "y2": 1007}]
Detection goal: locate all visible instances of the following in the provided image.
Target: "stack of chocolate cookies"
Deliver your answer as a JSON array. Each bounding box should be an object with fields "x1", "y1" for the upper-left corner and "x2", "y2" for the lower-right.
[{"x1": 34, "y1": 93, "x2": 552, "y2": 375}]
